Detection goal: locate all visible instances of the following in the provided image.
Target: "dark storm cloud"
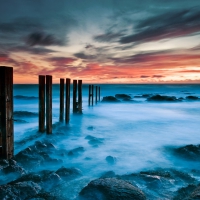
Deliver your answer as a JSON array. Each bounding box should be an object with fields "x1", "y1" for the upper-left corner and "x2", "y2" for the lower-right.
[
  {"x1": 26, "y1": 32, "x2": 65, "y2": 46},
  {"x1": 120, "y1": 9, "x2": 200, "y2": 44},
  {"x1": 74, "y1": 52, "x2": 96, "y2": 60},
  {"x1": 10, "y1": 45, "x2": 56, "y2": 55},
  {"x1": 94, "y1": 32, "x2": 123, "y2": 42}
]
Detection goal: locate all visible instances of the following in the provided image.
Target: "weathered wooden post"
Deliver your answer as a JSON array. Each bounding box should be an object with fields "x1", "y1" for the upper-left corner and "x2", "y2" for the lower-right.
[
  {"x1": 78, "y1": 80, "x2": 82, "y2": 113},
  {"x1": 0, "y1": 66, "x2": 14, "y2": 159},
  {"x1": 39, "y1": 75, "x2": 45, "y2": 132},
  {"x1": 95, "y1": 86, "x2": 98, "y2": 103},
  {"x1": 88, "y1": 85, "x2": 91, "y2": 106},
  {"x1": 46, "y1": 75, "x2": 52, "y2": 134},
  {"x1": 59, "y1": 78, "x2": 64, "y2": 122},
  {"x1": 99, "y1": 86, "x2": 100, "y2": 101},
  {"x1": 65, "y1": 78, "x2": 70, "y2": 123},
  {"x1": 73, "y1": 80, "x2": 77, "y2": 113},
  {"x1": 91, "y1": 85, "x2": 94, "y2": 106}
]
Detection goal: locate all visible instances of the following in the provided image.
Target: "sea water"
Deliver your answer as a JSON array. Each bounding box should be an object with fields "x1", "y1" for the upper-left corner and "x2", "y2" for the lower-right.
[{"x1": 12, "y1": 84, "x2": 200, "y2": 197}]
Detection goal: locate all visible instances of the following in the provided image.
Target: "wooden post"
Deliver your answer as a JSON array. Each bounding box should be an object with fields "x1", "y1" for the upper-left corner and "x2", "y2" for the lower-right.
[
  {"x1": 95, "y1": 86, "x2": 98, "y2": 103},
  {"x1": 88, "y1": 85, "x2": 91, "y2": 106},
  {"x1": 78, "y1": 80, "x2": 82, "y2": 113},
  {"x1": 73, "y1": 80, "x2": 77, "y2": 113},
  {"x1": 39, "y1": 75, "x2": 45, "y2": 132},
  {"x1": 92, "y1": 85, "x2": 94, "y2": 106},
  {"x1": 46, "y1": 75, "x2": 52, "y2": 134},
  {"x1": 59, "y1": 78, "x2": 64, "y2": 122},
  {"x1": 65, "y1": 78, "x2": 70, "y2": 123},
  {"x1": 99, "y1": 86, "x2": 100, "y2": 101},
  {"x1": 0, "y1": 66, "x2": 13, "y2": 159}
]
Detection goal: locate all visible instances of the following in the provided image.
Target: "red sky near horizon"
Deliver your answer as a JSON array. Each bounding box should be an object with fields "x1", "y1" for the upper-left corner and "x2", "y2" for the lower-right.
[{"x1": 0, "y1": 0, "x2": 200, "y2": 84}]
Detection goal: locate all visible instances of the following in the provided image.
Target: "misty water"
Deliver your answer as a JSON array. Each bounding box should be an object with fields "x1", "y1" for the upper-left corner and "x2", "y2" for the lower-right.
[{"x1": 2, "y1": 84, "x2": 200, "y2": 199}]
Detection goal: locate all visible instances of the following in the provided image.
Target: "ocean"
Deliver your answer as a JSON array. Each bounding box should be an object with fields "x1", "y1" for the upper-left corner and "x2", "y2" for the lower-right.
[{"x1": 1, "y1": 84, "x2": 200, "y2": 199}]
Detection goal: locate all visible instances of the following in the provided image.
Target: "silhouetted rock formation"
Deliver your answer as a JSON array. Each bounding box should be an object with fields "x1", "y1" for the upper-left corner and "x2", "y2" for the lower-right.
[
  {"x1": 186, "y1": 96, "x2": 200, "y2": 100},
  {"x1": 79, "y1": 178, "x2": 146, "y2": 200},
  {"x1": 174, "y1": 144, "x2": 200, "y2": 161},
  {"x1": 102, "y1": 96, "x2": 120, "y2": 102},
  {"x1": 147, "y1": 94, "x2": 180, "y2": 102}
]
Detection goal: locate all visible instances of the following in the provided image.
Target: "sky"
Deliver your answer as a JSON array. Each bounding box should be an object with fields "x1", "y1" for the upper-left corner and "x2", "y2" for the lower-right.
[{"x1": 0, "y1": 0, "x2": 200, "y2": 84}]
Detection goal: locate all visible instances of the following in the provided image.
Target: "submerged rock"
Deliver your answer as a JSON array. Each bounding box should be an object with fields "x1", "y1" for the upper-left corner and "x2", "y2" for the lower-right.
[
  {"x1": 174, "y1": 144, "x2": 200, "y2": 161},
  {"x1": 68, "y1": 147, "x2": 85, "y2": 157},
  {"x1": 106, "y1": 156, "x2": 117, "y2": 165},
  {"x1": 85, "y1": 135, "x2": 104, "y2": 147},
  {"x1": 79, "y1": 178, "x2": 146, "y2": 200},
  {"x1": 102, "y1": 96, "x2": 120, "y2": 102},
  {"x1": 147, "y1": 95, "x2": 179, "y2": 102},
  {"x1": 115, "y1": 94, "x2": 132, "y2": 101},
  {"x1": 186, "y1": 96, "x2": 199, "y2": 100}
]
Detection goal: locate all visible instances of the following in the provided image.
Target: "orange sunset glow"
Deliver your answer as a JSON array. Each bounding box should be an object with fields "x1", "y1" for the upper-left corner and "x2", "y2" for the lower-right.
[{"x1": 0, "y1": 1, "x2": 200, "y2": 84}]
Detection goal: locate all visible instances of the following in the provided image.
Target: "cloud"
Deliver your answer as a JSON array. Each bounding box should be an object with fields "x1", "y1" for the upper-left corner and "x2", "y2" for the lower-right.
[
  {"x1": 94, "y1": 32, "x2": 123, "y2": 43},
  {"x1": 46, "y1": 56, "x2": 76, "y2": 66},
  {"x1": 74, "y1": 52, "x2": 96, "y2": 60},
  {"x1": 120, "y1": 9, "x2": 200, "y2": 44},
  {"x1": 10, "y1": 45, "x2": 56, "y2": 55},
  {"x1": 152, "y1": 75, "x2": 164, "y2": 78},
  {"x1": 140, "y1": 75, "x2": 150, "y2": 78},
  {"x1": 26, "y1": 32, "x2": 65, "y2": 46}
]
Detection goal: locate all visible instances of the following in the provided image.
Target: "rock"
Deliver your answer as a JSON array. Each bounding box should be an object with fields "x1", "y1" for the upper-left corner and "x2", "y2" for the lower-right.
[
  {"x1": 140, "y1": 170, "x2": 171, "y2": 178},
  {"x1": 85, "y1": 135, "x2": 104, "y2": 147},
  {"x1": 106, "y1": 156, "x2": 117, "y2": 165},
  {"x1": 0, "y1": 159, "x2": 9, "y2": 168},
  {"x1": 115, "y1": 94, "x2": 131, "y2": 100},
  {"x1": 174, "y1": 144, "x2": 200, "y2": 161},
  {"x1": 147, "y1": 95, "x2": 179, "y2": 102},
  {"x1": 102, "y1": 96, "x2": 120, "y2": 102},
  {"x1": 186, "y1": 96, "x2": 199, "y2": 100},
  {"x1": 79, "y1": 178, "x2": 146, "y2": 200},
  {"x1": 56, "y1": 166, "x2": 82, "y2": 180},
  {"x1": 68, "y1": 147, "x2": 85, "y2": 157},
  {"x1": 0, "y1": 181, "x2": 41, "y2": 200},
  {"x1": 188, "y1": 185, "x2": 200, "y2": 199}
]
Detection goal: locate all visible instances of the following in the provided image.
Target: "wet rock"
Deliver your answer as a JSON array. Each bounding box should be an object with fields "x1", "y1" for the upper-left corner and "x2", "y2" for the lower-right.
[
  {"x1": 85, "y1": 135, "x2": 104, "y2": 147},
  {"x1": 68, "y1": 147, "x2": 85, "y2": 157},
  {"x1": 186, "y1": 96, "x2": 199, "y2": 100},
  {"x1": 2, "y1": 159, "x2": 26, "y2": 176},
  {"x1": 102, "y1": 96, "x2": 120, "y2": 102},
  {"x1": 140, "y1": 170, "x2": 171, "y2": 178},
  {"x1": 79, "y1": 178, "x2": 146, "y2": 200},
  {"x1": 106, "y1": 156, "x2": 117, "y2": 165},
  {"x1": 87, "y1": 126, "x2": 94, "y2": 130},
  {"x1": 147, "y1": 95, "x2": 179, "y2": 102},
  {"x1": 101, "y1": 171, "x2": 116, "y2": 178},
  {"x1": 115, "y1": 94, "x2": 131, "y2": 100},
  {"x1": 56, "y1": 166, "x2": 82, "y2": 180},
  {"x1": 174, "y1": 144, "x2": 200, "y2": 161},
  {"x1": 0, "y1": 159, "x2": 9, "y2": 168},
  {"x1": 188, "y1": 185, "x2": 200, "y2": 199},
  {"x1": 134, "y1": 94, "x2": 152, "y2": 98},
  {"x1": 173, "y1": 184, "x2": 197, "y2": 200},
  {"x1": 0, "y1": 181, "x2": 41, "y2": 200}
]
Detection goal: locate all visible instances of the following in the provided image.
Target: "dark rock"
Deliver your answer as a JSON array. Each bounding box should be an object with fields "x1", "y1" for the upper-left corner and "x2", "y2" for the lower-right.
[
  {"x1": 0, "y1": 159, "x2": 9, "y2": 168},
  {"x1": 14, "y1": 95, "x2": 38, "y2": 100},
  {"x1": 102, "y1": 96, "x2": 120, "y2": 102},
  {"x1": 106, "y1": 156, "x2": 117, "y2": 165},
  {"x1": 134, "y1": 94, "x2": 152, "y2": 98},
  {"x1": 174, "y1": 144, "x2": 200, "y2": 161},
  {"x1": 68, "y1": 147, "x2": 85, "y2": 157},
  {"x1": 188, "y1": 185, "x2": 200, "y2": 199},
  {"x1": 173, "y1": 184, "x2": 197, "y2": 200},
  {"x1": 140, "y1": 170, "x2": 171, "y2": 178},
  {"x1": 101, "y1": 171, "x2": 116, "y2": 178},
  {"x1": 147, "y1": 95, "x2": 179, "y2": 102},
  {"x1": 186, "y1": 96, "x2": 199, "y2": 100},
  {"x1": 87, "y1": 126, "x2": 94, "y2": 130},
  {"x1": 85, "y1": 135, "x2": 104, "y2": 147},
  {"x1": 79, "y1": 178, "x2": 146, "y2": 200},
  {"x1": 14, "y1": 119, "x2": 28, "y2": 123},
  {"x1": 56, "y1": 166, "x2": 82, "y2": 180},
  {"x1": 115, "y1": 94, "x2": 131, "y2": 100},
  {"x1": 0, "y1": 181, "x2": 41, "y2": 200}
]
